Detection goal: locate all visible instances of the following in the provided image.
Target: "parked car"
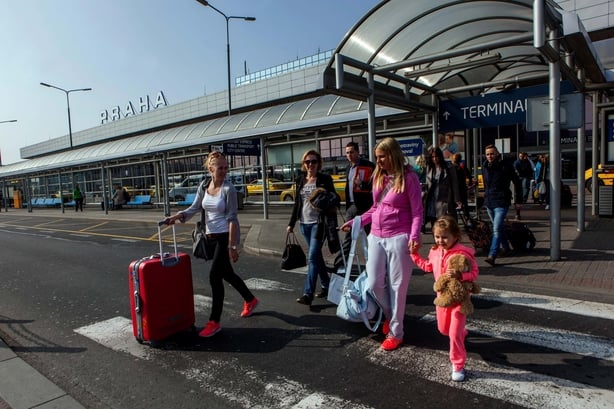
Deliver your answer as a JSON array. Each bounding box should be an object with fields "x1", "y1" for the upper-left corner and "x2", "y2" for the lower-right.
[
  {"x1": 279, "y1": 179, "x2": 346, "y2": 202},
  {"x1": 246, "y1": 178, "x2": 290, "y2": 195},
  {"x1": 168, "y1": 174, "x2": 207, "y2": 201},
  {"x1": 585, "y1": 164, "x2": 614, "y2": 192}
]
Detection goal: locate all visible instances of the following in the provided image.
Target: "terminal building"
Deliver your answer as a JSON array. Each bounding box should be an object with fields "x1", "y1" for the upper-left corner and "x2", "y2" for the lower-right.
[{"x1": 1, "y1": 0, "x2": 613, "y2": 215}]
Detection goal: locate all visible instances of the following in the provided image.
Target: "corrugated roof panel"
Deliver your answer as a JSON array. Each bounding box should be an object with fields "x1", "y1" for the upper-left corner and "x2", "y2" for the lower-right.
[
  {"x1": 167, "y1": 123, "x2": 201, "y2": 143},
  {"x1": 254, "y1": 104, "x2": 290, "y2": 128},
  {"x1": 278, "y1": 99, "x2": 315, "y2": 124},
  {"x1": 217, "y1": 112, "x2": 249, "y2": 133},
  {"x1": 329, "y1": 96, "x2": 364, "y2": 116},
  {"x1": 302, "y1": 95, "x2": 339, "y2": 120},
  {"x1": 235, "y1": 109, "x2": 264, "y2": 131}
]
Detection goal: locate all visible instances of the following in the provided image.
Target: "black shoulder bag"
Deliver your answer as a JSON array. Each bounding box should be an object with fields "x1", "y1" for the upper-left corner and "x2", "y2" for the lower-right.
[{"x1": 192, "y1": 180, "x2": 216, "y2": 260}]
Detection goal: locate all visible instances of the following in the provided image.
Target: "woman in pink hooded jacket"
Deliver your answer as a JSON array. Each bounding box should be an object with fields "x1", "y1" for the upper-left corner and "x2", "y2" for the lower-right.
[
  {"x1": 411, "y1": 215, "x2": 479, "y2": 382},
  {"x1": 341, "y1": 137, "x2": 423, "y2": 351}
]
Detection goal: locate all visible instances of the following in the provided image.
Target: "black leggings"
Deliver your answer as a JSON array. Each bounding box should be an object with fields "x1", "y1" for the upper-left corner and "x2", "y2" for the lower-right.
[{"x1": 208, "y1": 233, "x2": 254, "y2": 323}]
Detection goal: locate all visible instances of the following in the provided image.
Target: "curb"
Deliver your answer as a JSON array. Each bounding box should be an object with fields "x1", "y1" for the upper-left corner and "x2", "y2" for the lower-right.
[{"x1": 0, "y1": 338, "x2": 86, "y2": 409}]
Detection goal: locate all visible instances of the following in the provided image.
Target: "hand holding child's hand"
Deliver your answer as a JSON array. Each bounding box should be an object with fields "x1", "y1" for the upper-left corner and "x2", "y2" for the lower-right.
[
  {"x1": 340, "y1": 220, "x2": 352, "y2": 233},
  {"x1": 408, "y1": 239, "x2": 420, "y2": 254}
]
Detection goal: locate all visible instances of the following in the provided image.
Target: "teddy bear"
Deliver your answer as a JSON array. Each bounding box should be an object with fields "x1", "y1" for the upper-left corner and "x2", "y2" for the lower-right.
[{"x1": 433, "y1": 253, "x2": 481, "y2": 315}]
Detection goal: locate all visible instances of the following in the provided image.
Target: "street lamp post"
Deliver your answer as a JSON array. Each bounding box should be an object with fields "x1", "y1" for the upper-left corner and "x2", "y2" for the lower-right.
[
  {"x1": 0, "y1": 119, "x2": 17, "y2": 167},
  {"x1": 195, "y1": 0, "x2": 255, "y2": 116},
  {"x1": 40, "y1": 82, "x2": 92, "y2": 150}
]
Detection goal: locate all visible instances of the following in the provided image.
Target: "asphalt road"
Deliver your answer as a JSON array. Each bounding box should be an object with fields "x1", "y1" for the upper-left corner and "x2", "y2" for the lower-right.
[{"x1": 0, "y1": 217, "x2": 612, "y2": 409}]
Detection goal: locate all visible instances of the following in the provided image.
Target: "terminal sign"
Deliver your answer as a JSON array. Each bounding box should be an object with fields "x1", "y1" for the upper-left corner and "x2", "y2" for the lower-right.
[
  {"x1": 439, "y1": 81, "x2": 575, "y2": 132},
  {"x1": 100, "y1": 91, "x2": 168, "y2": 124}
]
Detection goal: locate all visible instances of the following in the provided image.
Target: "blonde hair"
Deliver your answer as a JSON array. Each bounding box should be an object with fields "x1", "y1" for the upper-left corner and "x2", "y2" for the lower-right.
[
  {"x1": 301, "y1": 150, "x2": 323, "y2": 172},
  {"x1": 415, "y1": 154, "x2": 426, "y2": 167},
  {"x1": 372, "y1": 137, "x2": 411, "y2": 193},
  {"x1": 431, "y1": 216, "x2": 462, "y2": 248},
  {"x1": 204, "y1": 151, "x2": 226, "y2": 170}
]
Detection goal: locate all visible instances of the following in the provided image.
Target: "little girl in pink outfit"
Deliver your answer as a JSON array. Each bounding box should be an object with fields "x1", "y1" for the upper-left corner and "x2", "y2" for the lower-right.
[{"x1": 410, "y1": 215, "x2": 479, "y2": 382}]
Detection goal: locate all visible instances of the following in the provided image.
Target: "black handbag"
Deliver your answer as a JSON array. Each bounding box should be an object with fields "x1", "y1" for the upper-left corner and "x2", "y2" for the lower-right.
[
  {"x1": 281, "y1": 232, "x2": 306, "y2": 270},
  {"x1": 192, "y1": 210, "x2": 216, "y2": 260}
]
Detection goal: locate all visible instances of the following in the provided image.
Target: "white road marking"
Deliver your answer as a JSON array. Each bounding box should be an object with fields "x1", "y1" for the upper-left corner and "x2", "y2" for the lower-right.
[
  {"x1": 111, "y1": 238, "x2": 138, "y2": 243},
  {"x1": 476, "y1": 288, "x2": 614, "y2": 320},
  {"x1": 193, "y1": 294, "x2": 212, "y2": 313},
  {"x1": 74, "y1": 288, "x2": 614, "y2": 409},
  {"x1": 281, "y1": 266, "x2": 307, "y2": 275},
  {"x1": 245, "y1": 278, "x2": 294, "y2": 292},
  {"x1": 76, "y1": 316, "x2": 373, "y2": 409},
  {"x1": 359, "y1": 339, "x2": 614, "y2": 409},
  {"x1": 74, "y1": 316, "x2": 151, "y2": 359},
  {"x1": 421, "y1": 313, "x2": 614, "y2": 361}
]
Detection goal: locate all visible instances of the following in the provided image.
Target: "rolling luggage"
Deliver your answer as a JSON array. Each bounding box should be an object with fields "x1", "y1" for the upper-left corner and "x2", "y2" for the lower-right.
[
  {"x1": 505, "y1": 221, "x2": 536, "y2": 251},
  {"x1": 129, "y1": 221, "x2": 195, "y2": 345},
  {"x1": 460, "y1": 213, "x2": 492, "y2": 250}
]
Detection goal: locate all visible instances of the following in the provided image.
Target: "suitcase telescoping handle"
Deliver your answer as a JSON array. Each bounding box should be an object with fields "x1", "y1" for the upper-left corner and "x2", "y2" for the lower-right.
[{"x1": 157, "y1": 220, "x2": 179, "y2": 265}]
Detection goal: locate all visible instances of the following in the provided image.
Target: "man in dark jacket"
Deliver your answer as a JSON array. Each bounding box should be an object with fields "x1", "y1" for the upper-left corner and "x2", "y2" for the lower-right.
[
  {"x1": 513, "y1": 151, "x2": 534, "y2": 204},
  {"x1": 482, "y1": 145, "x2": 522, "y2": 266},
  {"x1": 333, "y1": 142, "x2": 375, "y2": 271}
]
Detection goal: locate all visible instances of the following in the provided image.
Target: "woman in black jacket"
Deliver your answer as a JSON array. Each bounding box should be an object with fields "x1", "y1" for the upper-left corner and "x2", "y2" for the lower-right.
[
  {"x1": 287, "y1": 150, "x2": 337, "y2": 306},
  {"x1": 424, "y1": 146, "x2": 460, "y2": 231}
]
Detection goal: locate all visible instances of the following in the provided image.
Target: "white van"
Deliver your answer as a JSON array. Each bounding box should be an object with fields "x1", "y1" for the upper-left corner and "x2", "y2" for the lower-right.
[
  {"x1": 168, "y1": 174, "x2": 207, "y2": 201},
  {"x1": 168, "y1": 173, "x2": 245, "y2": 208}
]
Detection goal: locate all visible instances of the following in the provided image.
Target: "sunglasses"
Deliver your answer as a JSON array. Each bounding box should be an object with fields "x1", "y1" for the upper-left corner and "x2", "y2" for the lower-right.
[{"x1": 304, "y1": 159, "x2": 318, "y2": 165}]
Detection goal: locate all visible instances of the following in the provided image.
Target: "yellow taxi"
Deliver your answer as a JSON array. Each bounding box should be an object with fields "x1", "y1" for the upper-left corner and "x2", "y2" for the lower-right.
[
  {"x1": 280, "y1": 178, "x2": 346, "y2": 202},
  {"x1": 246, "y1": 178, "x2": 291, "y2": 195},
  {"x1": 585, "y1": 164, "x2": 614, "y2": 192}
]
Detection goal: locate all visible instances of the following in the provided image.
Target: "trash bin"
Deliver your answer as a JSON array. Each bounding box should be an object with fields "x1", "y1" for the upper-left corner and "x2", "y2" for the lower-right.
[
  {"x1": 598, "y1": 185, "x2": 614, "y2": 217},
  {"x1": 13, "y1": 191, "x2": 22, "y2": 209}
]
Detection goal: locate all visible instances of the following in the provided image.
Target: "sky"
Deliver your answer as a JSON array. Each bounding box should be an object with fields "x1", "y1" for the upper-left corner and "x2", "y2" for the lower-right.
[{"x1": 0, "y1": 0, "x2": 379, "y2": 165}]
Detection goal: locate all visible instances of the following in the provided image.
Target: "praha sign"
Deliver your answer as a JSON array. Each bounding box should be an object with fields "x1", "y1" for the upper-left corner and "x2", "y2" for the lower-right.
[{"x1": 100, "y1": 91, "x2": 168, "y2": 124}]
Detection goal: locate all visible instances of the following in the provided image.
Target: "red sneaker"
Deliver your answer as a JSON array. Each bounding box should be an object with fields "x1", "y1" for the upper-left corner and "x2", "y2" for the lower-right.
[
  {"x1": 241, "y1": 297, "x2": 259, "y2": 318},
  {"x1": 199, "y1": 321, "x2": 221, "y2": 337},
  {"x1": 381, "y1": 336, "x2": 403, "y2": 351},
  {"x1": 382, "y1": 319, "x2": 390, "y2": 335}
]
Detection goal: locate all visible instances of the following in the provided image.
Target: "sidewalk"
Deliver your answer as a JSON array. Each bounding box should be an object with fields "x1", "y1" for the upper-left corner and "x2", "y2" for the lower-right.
[
  {"x1": 243, "y1": 204, "x2": 614, "y2": 303},
  {"x1": 1, "y1": 203, "x2": 613, "y2": 408},
  {"x1": 3, "y1": 202, "x2": 613, "y2": 301}
]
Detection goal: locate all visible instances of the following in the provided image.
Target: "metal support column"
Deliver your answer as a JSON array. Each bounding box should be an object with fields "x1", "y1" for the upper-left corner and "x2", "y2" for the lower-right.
[
  {"x1": 592, "y1": 91, "x2": 599, "y2": 215},
  {"x1": 367, "y1": 72, "x2": 376, "y2": 162},
  {"x1": 548, "y1": 28, "x2": 561, "y2": 261},
  {"x1": 259, "y1": 135, "x2": 268, "y2": 219}
]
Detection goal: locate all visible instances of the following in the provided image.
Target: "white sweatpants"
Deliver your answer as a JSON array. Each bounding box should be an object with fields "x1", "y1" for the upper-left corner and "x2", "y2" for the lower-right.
[{"x1": 366, "y1": 233, "x2": 413, "y2": 339}]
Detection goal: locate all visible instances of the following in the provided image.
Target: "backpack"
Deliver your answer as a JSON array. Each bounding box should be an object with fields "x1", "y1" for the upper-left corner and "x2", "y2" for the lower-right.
[{"x1": 505, "y1": 221, "x2": 536, "y2": 251}]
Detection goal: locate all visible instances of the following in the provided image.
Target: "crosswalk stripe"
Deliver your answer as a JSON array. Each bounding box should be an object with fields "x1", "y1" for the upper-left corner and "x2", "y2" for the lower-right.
[
  {"x1": 421, "y1": 313, "x2": 614, "y2": 361},
  {"x1": 74, "y1": 287, "x2": 614, "y2": 409},
  {"x1": 360, "y1": 339, "x2": 614, "y2": 409},
  {"x1": 75, "y1": 316, "x2": 373, "y2": 409},
  {"x1": 476, "y1": 288, "x2": 614, "y2": 320},
  {"x1": 244, "y1": 277, "x2": 294, "y2": 292}
]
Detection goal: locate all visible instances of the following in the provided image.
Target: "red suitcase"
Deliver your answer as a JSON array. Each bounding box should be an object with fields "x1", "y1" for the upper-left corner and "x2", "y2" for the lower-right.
[{"x1": 129, "y1": 221, "x2": 195, "y2": 344}]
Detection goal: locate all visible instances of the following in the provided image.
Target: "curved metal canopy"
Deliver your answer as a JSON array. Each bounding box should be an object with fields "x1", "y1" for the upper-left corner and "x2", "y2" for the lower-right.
[
  {"x1": 0, "y1": 95, "x2": 401, "y2": 177},
  {"x1": 323, "y1": 0, "x2": 606, "y2": 110}
]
